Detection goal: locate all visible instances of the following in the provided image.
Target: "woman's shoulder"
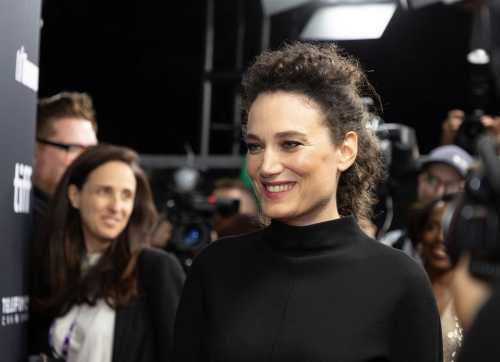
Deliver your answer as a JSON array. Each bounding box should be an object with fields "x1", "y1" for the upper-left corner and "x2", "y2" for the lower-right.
[
  {"x1": 138, "y1": 247, "x2": 185, "y2": 278},
  {"x1": 356, "y1": 235, "x2": 429, "y2": 284},
  {"x1": 139, "y1": 246, "x2": 179, "y2": 264},
  {"x1": 191, "y1": 229, "x2": 265, "y2": 267}
]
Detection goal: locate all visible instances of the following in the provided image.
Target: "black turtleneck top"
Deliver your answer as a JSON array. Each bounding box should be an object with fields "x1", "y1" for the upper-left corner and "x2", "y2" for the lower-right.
[{"x1": 172, "y1": 216, "x2": 443, "y2": 362}]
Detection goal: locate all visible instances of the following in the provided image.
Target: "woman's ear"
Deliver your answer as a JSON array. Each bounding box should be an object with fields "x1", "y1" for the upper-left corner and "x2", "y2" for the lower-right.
[
  {"x1": 67, "y1": 184, "x2": 81, "y2": 209},
  {"x1": 337, "y1": 132, "x2": 358, "y2": 172}
]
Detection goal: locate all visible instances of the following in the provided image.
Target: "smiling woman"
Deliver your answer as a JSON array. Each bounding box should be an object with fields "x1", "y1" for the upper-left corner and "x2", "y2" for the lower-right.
[
  {"x1": 172, "y1": 42, "x2": 443, "y2": 362},
  {"x1": 29, "y1": 145, "x2": 185, "y2": 362},
  {"x1": 407, "y1": 194, "x2": 464, "y2": 361}
]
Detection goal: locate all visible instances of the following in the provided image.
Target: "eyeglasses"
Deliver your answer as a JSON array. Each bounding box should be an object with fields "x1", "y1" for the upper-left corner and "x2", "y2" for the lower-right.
[
  {"x1": 36, "y1": 138, "x2": 95, "y2": 159},
  {"x1": 421, "y1": 172, "x2": 464, "y2": 195}
]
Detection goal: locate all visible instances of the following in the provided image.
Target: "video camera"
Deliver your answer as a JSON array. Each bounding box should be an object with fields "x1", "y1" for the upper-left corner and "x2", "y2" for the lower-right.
[
  {"x1": 156, "y1": 164, "x2": 239, "y2": 271},
  {"x1": 443, "y1": 136, "x2": 500, "y2": 279},
  {"x1": 165, "y1": 191, "x2": 239, "y2": 254}
]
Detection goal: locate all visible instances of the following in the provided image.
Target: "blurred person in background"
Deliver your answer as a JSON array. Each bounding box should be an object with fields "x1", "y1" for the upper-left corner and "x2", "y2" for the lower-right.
[
  {"x1": 407, "y1": 195, "x2": 463, "y2": 362},
  {"x1": 34, "y1": 92, "x2": 99, "y2": 230},
  {"x1": 439, "y1": 109, "x2": 500, "y2": 147},
  {"x1": 453, "y1": 251, "x2": 499, "y2": 362},
  {"x1": 212, "y1": 177, "x2": 259, "y2": 237},
  {"x1": 172, "y1": 42, "x2": 442, "y2": 361},
  {"x1": 380, "y1": 144, "x2": 474, "y2": 261},
  {"x1": 29, "y1": 145, "x2": 185, "y2": 362}
]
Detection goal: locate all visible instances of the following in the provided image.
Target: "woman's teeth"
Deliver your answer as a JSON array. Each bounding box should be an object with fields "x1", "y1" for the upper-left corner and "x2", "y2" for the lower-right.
[{"x1": 266, "y1": 184, "x2": 293, "y2": 193}]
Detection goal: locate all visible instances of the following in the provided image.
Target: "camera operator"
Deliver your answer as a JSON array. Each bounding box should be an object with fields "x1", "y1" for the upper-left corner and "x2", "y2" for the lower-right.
[
  {"x1": 380, "y1": 144, "x2": 474, "y2": 261},
  {"x1": 441, "y1": 136, "x2": 500, "y2": 361},
  {"x1": 439, "y1": 109, "x2": 500, "y2": 148},
  {"x1": 211, "y1": 177, "x2": 260, "y2": 237}
]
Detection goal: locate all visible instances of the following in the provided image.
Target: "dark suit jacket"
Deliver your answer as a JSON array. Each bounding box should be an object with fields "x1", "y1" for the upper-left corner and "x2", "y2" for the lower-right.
[
  {"x1": 29, "y1": 247, "x2": 185, "y2": 362},
  {"x1": 113, "y1": 248, "x2": 185, "y2": 362}
]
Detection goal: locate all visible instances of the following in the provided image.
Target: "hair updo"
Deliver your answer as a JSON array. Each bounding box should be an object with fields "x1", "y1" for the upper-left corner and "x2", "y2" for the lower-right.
[{"x1": 241, "y1": 42, "x2": 386, "y2": 220}]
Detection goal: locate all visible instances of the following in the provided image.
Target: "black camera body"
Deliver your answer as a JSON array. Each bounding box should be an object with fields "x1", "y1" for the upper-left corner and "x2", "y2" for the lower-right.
[
  {"x1": 443, "y1": 137, "x2": 500, "y2": 279},
  {"x1": 456, "y1": 113, "x2": 487, "y2": 156},
  {"x1": 165, "y1": 191, "x2": 239, "y2": 253}
]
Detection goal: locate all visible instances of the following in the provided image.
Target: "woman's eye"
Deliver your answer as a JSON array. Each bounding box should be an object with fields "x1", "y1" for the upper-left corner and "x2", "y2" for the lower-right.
[
  {"x1": 246, "y1": 143, "x2": 262, "y2": 152},
  {"x1": 122, "y1": 191, "x2": 134, "y2": 199},
  {"x1": 282, "y1": 141, "x2": 302, "y2": 149},
  {"x1": 98, "y1": 188, "x2": 109, "y2": 195},
  {"x1": 425, "y1": 222, "x2": 440, "y2": 232}
]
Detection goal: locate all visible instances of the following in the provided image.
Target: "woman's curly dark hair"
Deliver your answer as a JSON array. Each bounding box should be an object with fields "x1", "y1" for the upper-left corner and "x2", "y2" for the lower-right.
[{"x1": 241, "y1": 41, "x2": 386, "y2": 220}]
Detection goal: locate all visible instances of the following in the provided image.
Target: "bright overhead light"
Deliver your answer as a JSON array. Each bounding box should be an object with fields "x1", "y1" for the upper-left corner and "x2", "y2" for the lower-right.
[
  {"x1": 300, "y1": 3, "x2": 397, "y2": 41},
  {"x1": 467, "y1": 48, "x2": 490, "y2": 65},
  {"x1": 260, "y1": 0, "x2": 311, "y2": 16}
]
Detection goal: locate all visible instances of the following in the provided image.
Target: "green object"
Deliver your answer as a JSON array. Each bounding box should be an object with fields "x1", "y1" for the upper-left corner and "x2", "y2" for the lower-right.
[{"x1": 239, "y1": 154, "x2": 260, "y2": 208}]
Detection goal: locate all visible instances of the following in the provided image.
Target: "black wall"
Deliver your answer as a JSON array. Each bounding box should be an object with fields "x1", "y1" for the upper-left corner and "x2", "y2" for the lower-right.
[{"x1": 0, "y1": 0, "x2": 41, "y2": 359}]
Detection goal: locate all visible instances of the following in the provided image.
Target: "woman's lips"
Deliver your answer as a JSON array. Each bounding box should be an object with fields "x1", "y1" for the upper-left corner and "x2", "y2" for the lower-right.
[
  {"x1": 432, "y1": 247, "x2": 449, "y2": 260},
  {"x1": 262, "y1": 182, "x2": 295, "y2": 199},
  {"x1": 102, "y1": 216, "x2": 120, "y2": 226}
]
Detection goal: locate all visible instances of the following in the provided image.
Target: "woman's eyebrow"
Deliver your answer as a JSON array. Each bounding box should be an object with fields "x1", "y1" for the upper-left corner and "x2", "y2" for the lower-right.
[
  {"x1": 244, "y1": 133, "x2": 260, "y2": 142},
  {"x1": 275, "y1": 131, "x2": 307, "y2": 138},
  {"x1": 245, "y1": 131, "x2": 307, "y2": 141}
]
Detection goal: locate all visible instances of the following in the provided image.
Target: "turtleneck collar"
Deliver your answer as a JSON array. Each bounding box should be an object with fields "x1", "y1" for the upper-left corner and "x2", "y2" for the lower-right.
[{"x1": 264, "y1": 215, "x2": 364, "y2": 253}]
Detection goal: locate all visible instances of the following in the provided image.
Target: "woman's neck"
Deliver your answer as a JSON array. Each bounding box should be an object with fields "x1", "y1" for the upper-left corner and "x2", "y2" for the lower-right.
[{"x1": 83, "y1": 231, "x2": 112, "y2": 255}]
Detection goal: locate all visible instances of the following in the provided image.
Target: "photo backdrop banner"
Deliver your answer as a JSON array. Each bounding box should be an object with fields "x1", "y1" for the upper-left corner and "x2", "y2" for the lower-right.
[{"x1": 0, "y1": 0, "x2": 41, "y2": 359}]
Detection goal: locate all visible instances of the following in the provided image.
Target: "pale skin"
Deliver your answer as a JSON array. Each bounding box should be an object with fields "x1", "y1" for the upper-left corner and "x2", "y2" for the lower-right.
[
  {"x1": 417, "y1": 163, "x2": 464, "y2": 199},
  {"x1": 245, "y1": 92, "x2": 357, "y2": 226},
  {"x1": 34, "y1": 118, "x2": 98, "y2": 196},
  {"x1": 68, "y1": 161, "x2": 136, "y2": 254}
]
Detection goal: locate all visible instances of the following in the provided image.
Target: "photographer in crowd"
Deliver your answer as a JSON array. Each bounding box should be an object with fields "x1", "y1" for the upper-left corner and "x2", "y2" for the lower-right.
[
  {"x1": 439, "y1": 109, "x2": 500, "y2": 147},
  {"x1": 29, "y1": 145, "x2": 185, "y2": 362},
  {"x1": 211, "y1": 177, "x2": 260, "y2": 238},
  {"x1": 437, "y1": 135, "x2": 500, "y2": 361},
  {"x1": 381, "y1": 144, "x2": 474, "y2": 261}
]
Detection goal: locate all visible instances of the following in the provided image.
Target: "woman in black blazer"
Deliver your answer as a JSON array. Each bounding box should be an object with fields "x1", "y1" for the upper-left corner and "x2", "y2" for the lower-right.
[{"x1": 29, "y1": 145, "x2": 185, "y2": 361}]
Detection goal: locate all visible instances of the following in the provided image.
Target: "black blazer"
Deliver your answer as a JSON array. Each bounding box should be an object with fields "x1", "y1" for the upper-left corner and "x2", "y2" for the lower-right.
[
  {"x1": 29, "y1": 247, "x2": 185, "y2": 362},
  {"x1": 113, "y1": 248, "x2": 185, "y2": 362}
]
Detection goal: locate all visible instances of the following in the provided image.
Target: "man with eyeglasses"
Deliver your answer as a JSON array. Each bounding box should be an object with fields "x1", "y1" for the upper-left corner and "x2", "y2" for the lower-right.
[
  {"x1": 33, "y1": 92, "x2": 98, "y2": 228},
  {"x1": 380, "y1": 144, "x2": 474, "y2": 262}
]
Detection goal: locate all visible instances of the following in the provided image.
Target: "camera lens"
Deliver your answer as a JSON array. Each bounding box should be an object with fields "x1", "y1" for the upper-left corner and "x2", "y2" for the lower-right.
[{"x1": 183, "y1": 227, "x2": 202, "y2": 246}]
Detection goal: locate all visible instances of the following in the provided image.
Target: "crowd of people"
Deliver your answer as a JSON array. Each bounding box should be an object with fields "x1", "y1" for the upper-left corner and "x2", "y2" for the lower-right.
[{"x1": 26, "y1": 42, "x2": 500, "y2": 362}]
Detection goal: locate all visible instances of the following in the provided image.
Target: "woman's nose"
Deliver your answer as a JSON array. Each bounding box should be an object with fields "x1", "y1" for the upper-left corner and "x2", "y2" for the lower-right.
[
  {"x1": 438, "y1": 227, "x2": 445, "y2": 243},
  {"x1": 108, "y1": 194, "x2": 120, "y2": 212},
  {"x1": 260, "y1": 149, "x2": 283, "y2": 177}
]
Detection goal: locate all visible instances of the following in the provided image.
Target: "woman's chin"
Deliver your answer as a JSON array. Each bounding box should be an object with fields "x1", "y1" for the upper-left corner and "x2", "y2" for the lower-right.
[{"x1": 262, "y1": 207, "x2": 298, "y2": 225}]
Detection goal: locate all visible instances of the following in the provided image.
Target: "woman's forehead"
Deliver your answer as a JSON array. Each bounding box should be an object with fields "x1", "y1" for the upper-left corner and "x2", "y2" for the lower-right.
[{"x1": 247, "y1": 92, "x2": 327, "y2": 133}]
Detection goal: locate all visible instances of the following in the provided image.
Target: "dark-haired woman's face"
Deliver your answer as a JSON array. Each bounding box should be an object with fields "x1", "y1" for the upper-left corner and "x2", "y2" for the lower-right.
[
  {"x1": 420, "y1": 201, "x2": 453, "y2": 271},
  {"x1": 68, "y1": 161, "x2": 136, "y2": 253},
  {"x1": 245, "y1": 92, "x2": 357, "y2": 226}
]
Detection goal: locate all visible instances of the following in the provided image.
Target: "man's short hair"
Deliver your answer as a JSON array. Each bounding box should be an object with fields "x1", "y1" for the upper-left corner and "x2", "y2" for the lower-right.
[
  {"x1": 213, "y1": 178, "x2": 254, "y2": 196},
  {"x1": 37, "y1": 92, "x2": 98, "y2": 138}
]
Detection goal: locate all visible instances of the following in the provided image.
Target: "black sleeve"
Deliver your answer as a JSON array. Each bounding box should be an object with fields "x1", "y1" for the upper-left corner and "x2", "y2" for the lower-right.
[
  {"x1": 390, "y1": 266, "x2": 444, "y2": 362},
  {"x1": 139, "y1": 248, "x2": 186, "y2": 361},
  {"x1": 171, "y1": 255, "x2": 206, "y2": 362}
]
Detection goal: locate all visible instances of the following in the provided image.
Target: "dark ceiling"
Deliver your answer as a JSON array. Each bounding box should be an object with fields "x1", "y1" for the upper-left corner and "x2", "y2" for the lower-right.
[{"x1": 38, "y1": 0, "x2": 499, "y2": 156}]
